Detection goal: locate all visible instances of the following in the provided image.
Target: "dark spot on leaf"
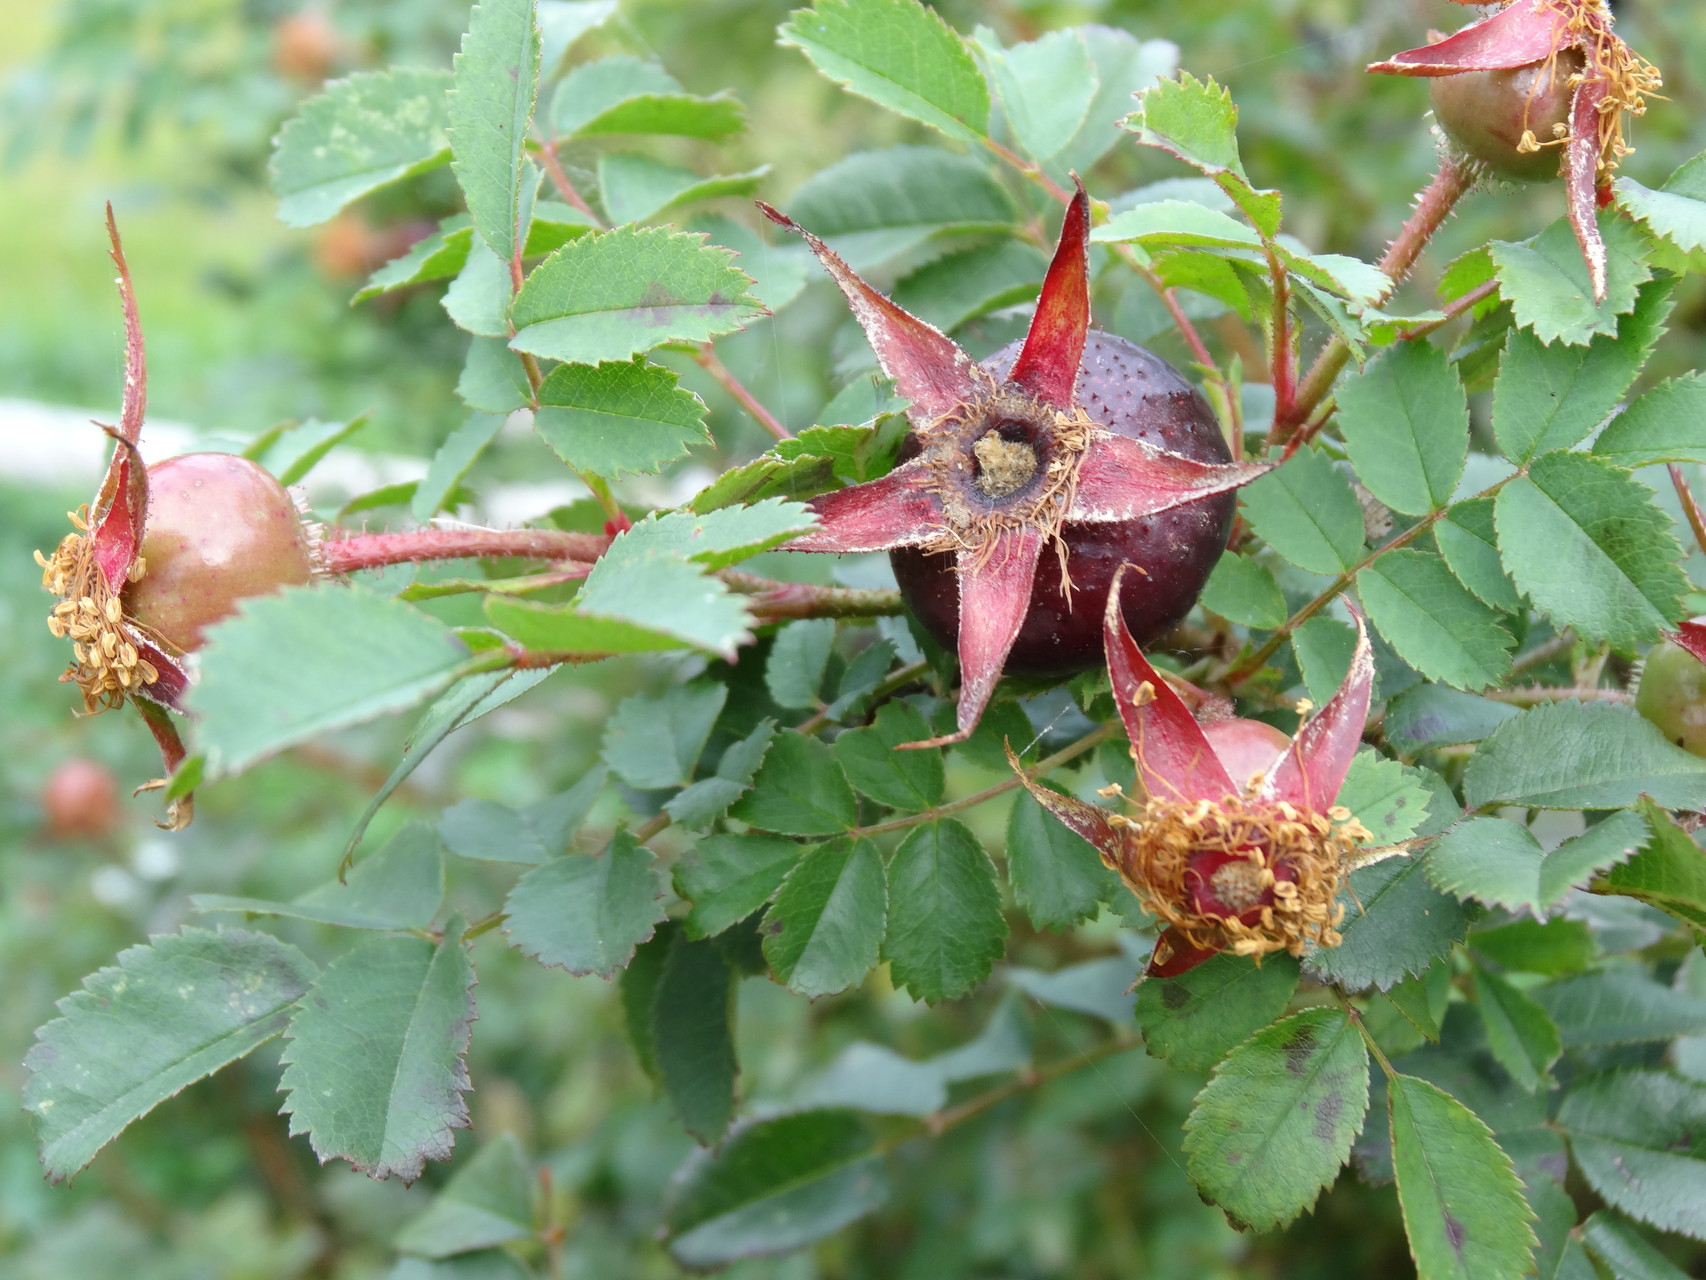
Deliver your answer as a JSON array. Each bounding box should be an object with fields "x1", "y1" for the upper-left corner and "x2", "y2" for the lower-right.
[
  {"x1": 761, "y1": 917, "x2": 785, "y2": 937},
  {"x1": 1444, "y1": 1212, "x2": 1466, "y2": 1255},
  {"x1": 1284, "y1": 1024, "x2": 1318, "y2": 1075},
  {"x1": 1313, "y1": 1092, "x2": 1343, "y2": 1139},
  {"x1": 1161, "y1": 982, "x2": 1191, "y2": 1011},
  {"x1": 1225, "y1": 1151, "x2": 1242, "y2": 1165}
]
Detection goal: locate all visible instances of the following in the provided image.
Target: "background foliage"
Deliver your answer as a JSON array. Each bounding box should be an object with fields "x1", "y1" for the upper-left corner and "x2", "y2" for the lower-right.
[{"x1": 5, "y1": 0, "x2": 1706, "y2": 1276}]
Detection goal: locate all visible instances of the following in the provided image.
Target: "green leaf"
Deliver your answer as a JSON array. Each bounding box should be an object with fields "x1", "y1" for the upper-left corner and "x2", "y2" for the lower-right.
[
  {"x1": 271, "y1": 69, "x2": 454, "y2": 226},
  {"x1": 510, "y1": 225, "x2": 764, "y2": 363},
  {"x1": 1599, "y1": 799, "x2": 1706, "y2": 932},
  {"x1": 1383, "y1": 684, "x2": 1519, "y2": 756},
  {"x1": 1337, "y1": 342, "x2": 1467, "y2": 517},
  {"x1": 596, "y1": 153, "x2": 766, "y2": 226},
  {"x1": 762, "y1": 838, "x2": 886, "y2": 997},
  {"x1": 394, "y1": 1133, "x2": 534, "y2": 1258},
  {"x1": 255, "y1": 415, "x2": 368, "y2": 486},
  {"x1": 1336, "y1": 753, "x2": 1436, "y2": 845},
  {"x1": 1472, "y1": 966, "x2": 1561, "y2": 1093},
  {"x1": 1357, "y1": 550, "x2": 1513, "y2": 691},
  {"x1": 666, "y1": 719, "x2": 778, "y2": 833},
  {"x1": 1005, "y1": 787, "x2": 1120, "y2": 932},
  {"x1": 1463, "y1": 701, "x2": 1706, "y2": 810},
  {"x1": 1008, "y1": 956, "x2": 1140, "y2": 1024},
  {"x1": 1309, "y1": 856, "x2": 1469, "y2": 993},
  {"x1": 1050, "y1": 27, "x2": 1177, "y2": 178},
  {"x1": 890, "y1": 239, "x2": 1047, "y2": 332},
  {"x1": 766, "y1": 618, "x2": 836, "y2": 710},
  {"x1": 1468, "y1": 917, "x2": 1596, "y2": 976},
  {"x1": 729, "y1": 730, "x2": 857, "y2": 836},
  {"x1": 1616, "y1": 151, "x2": 1706, "y2": 255},
  {"x1": 1558, "y1": 1070, "x2": 1706, "y2": 1240},
  {"x1": 414, "y1": 412, "x2": 505, "y2": 522},
  {"x1": 1533, "y1": 968, "x2": 1706, "y2": 1046},
  {"x1": 538, "y1": 0, "x2": 615, "y2": 73},
  {"x1": 190, "y1": 586, "x2": 472, "y2": 778},
  {"x1": 661, "y1": 1109, "x2": 887, "y2": 1267},
  {"x1": 279, "y1": 922, "x2": 476, "y2": 1181},
  {"x1": 439, "y1": 769, "x2": 605, "y2": 864},
  {"x1": 534, "y1": 358, "x2": 710, "y2": 479},
  {"x1": 783, "y1": 146, "x2": 1012, "y2": 270},
  {"x1": 690, "y1": 419, "x2": 902, "y2": 511},
  {"x1": 1593, "y1": 372, "x2": 1706, "y2": 469},
  {"x1": 981, "y1": 28, "x2": 1094, "y2": 164},
  {"x1": 676, "y1": 833, "x2": 800, "y2": 939},
  {"x1": 796, "y1": 1040, "x2": 948, "y2": 1116},
  {"x1": 1440, "y1": 811, "x2": 1648, "y2": 914},
  {"x1": 346, "y1": 669, "x2": 550, "y2": 857},
  {"x1": 1436, "y1": 498, "x2": 1522, "y2": 614},
  {"x1": 443, "y1": 235, "x2": 513, "y2": 336},
  {"x1": 449, "y1": 0, "x2": 539, "y2": 264},
  {"x1": 1492, "y1": 277, "x2": 1673, "y2": 462},
  {"x1": 882, "y1": 820, "x2": 1007, "y2": 1003},
  {"x1": 1136, "y1": 951, "x2": 1301, "y2": 1072},
  {"x1": 1293, "y1": 616, "x2": 1359, "y2": 706},
  {"x1": 486, "y1": 546, "x2": 754, "y2": 658},
  {"x1": 603, "y1": 681, "x2": 726, "y2": 789},
  {"x1": 1200, "y1": 553, "x2": 1287, "y2": 629},
  {"x1": 1182, "y1": 1009, "x2": 1369, "y2": 1230},
  {"x1": 1581, "y1": 1210, "x2": 1697, "y2": 1280},
  {"x1": 551, "y1": 55, "x2": 744, "y2": 139},
  {"x1": 195, "y1": 820, "x2": 446, "y2": 930},
  {"x1": 653, "y1": 931, "x2": 738, "y2": 1144},
  {"x1": 355, "y1": 222, "x2": 473, "y2": 301},
  {"x1": 832, "y1": 701, "x2": 943, "y2": 810},
  {"x1": 1489, "y1": 214, "x2": 1652, "y2": 346},
  {"x1": 1121, "y1": 72, "x2": 1280, "y2": 237},
  {"x1": 1240, "y1": 445, "x2": 1365, "y2": 575},
  {"x1": 502, "y1": 831, "x2": 667, "y2": 977},
  {"x1": 457, "y1": 338, "x2": 531, "y2": 412},
  {"x1": 778, "y1": 0, "x2": 989, "y2": 144},
  {"x1": 613, "y1": 500, "x2": 819, "y2": 571},
  {"x1": 24, "y1": 928, "x2": 316, "y2": 1182},
  {"x1": 1389, "y1": 1073, "x2": 1537, "y2": 1280},
  {"x1": 1495, "y1": 451, "x2": 1685, "y2": 650}
]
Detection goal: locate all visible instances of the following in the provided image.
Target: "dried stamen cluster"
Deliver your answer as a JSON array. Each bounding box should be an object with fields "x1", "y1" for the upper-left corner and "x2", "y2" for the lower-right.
[
  {"x1": 1544, "y1": 0, "x2": 1661, "y2": 178},
  {"x1": 36, "y1": 513, "x2": 161, "y2": 714},
  {"x1": 1110, "y1": 793, "x2": 1370, "y2": 968}
]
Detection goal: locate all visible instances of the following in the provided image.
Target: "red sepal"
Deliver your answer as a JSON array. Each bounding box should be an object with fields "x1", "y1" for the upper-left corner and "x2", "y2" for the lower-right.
[
  {"x1": 1263, "y1": 603, "x2": 1373, "y2": 812},
  {"x1": 1103, "y1": 565, "x2": 1236, "y2": 804},
  {"x1": 1005, "y1": 178, "x2": 1090, "y2": 412}
]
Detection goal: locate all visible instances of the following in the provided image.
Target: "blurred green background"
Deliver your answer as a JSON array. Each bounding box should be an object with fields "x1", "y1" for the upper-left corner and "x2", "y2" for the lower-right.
[{"x1": 3, "y1": 0, "x2": 1704, "y2": 1276}]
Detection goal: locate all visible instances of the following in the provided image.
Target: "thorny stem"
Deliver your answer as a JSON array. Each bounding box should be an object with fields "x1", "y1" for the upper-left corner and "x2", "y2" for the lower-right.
[
  {"x1": 723, "y1": 572, "x2": 904, "y2": 620},
  {"x1": 1510, "y1": 631, "x2": 1575, "y2": 677},
  {"x1": 982, "y1": 137, "x2": 1072, "y2": 204},
  {"x1": 695, "y1": 343, "x2": 792, "y2": 440},
  {"x1": 1267, "y1": 248, "x2": 1295, "y2": 426},
  {"x1": 1274, "y1": 158, "x2": 1475, "y2": 444},
  {"x1": 1219, "y1": 470, "x2": 1520, "y2": 687}
]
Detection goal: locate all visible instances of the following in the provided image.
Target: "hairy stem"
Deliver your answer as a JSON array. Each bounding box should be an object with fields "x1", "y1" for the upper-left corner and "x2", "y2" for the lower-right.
[
  {"x1": 1275, "y1": 158, "x2": 1474, "y2": 443},
  {"x1": 535, "y1": 139, "x2": 602, "y2": 224},
  {"x1": 320, "y1": 527, "x2": 610, "y2": 574}
]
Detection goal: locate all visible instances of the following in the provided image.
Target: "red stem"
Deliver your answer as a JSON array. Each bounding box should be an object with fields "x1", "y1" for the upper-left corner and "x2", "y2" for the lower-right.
[
  {"x1": 695, "y1": 344, "x2": 791, "y2": 440},
  {"x1": 535, "y1": 140, "x2": 602, "y2": 225},
  {"x1": 320, "y1": 528, "x2": 609, "y2": 574}
]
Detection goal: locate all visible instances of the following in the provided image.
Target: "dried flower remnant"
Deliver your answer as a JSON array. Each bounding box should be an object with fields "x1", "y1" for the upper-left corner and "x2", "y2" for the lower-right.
[
  {"x1": 1017, "y1": 570, "x2": 1376, "y2": 978},
  {"x1": 763, "y1": 181, "x2": 1268, "y2": 746},
  {"x1": 1369, "y1": 0, "x2": 1662, "y2": 302}
]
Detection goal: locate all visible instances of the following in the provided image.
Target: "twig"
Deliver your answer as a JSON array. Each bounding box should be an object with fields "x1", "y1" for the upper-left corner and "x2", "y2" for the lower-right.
[
  {"x1": 319, "y1": 527, "x2": 609, "y2": 574},
  {"x1": 535, "y1": 139, "x2": 602, "y2": 224},
  {"x1": 694, "y1": 343, "x2": 791, "y2": 440}
]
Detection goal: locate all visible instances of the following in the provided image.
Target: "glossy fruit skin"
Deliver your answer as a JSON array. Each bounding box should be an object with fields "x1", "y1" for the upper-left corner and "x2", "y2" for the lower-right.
[
  {"x1": 1635, "y1": 639, "x2": 1706, "y2": 756},
  {"x1": 1429, "y1": 52, "x2": 1582, "y2": 183},
  {"x1": 123, "y1": 453, "x2": 313, "y2": 653},
  {"x1": 42, "y1": 757, "x2": 122, "y2": 841},
  {"x1": 1202, "y1": 717, "x2": 1293, "y2": 791},
  {"x1": 891, "y1": 331, "x2": 1235, "y2": 676}
]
